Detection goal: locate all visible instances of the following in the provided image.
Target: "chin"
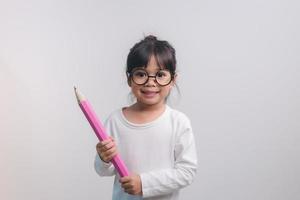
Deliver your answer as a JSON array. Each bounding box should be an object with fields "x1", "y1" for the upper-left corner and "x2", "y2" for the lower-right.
[
  {"x1": 135, "y1": 96, "x2": 157, "y2": 104},
  {"x1": 139, "y1": 100, "x2": 159, "y2": 105}
]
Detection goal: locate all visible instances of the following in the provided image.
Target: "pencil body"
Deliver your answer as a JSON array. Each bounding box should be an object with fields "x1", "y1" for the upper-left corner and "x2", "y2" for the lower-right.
[{"x1": 75, "y1": 88, "x2": 129, "y2": 177}]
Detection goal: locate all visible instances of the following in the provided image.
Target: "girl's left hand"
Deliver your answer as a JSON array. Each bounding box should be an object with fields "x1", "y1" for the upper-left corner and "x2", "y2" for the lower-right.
[{"x1": 119, "y1": 174, "x2": 142, "y2": 195}]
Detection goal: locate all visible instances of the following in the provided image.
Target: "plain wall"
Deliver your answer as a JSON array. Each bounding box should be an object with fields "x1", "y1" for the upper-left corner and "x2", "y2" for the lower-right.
[{"x1": 1, "y1": 0, "x2": 299, "y2": 199}]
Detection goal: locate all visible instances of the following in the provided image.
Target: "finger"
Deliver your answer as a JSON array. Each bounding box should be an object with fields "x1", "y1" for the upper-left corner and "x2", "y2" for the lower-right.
[
  {"x1": 96, "y1": 142, "x2": 103, "y2": 149},
  {"x1": 100, "y1": 138, "x2": 112, "y2": 146},
  {"x1": 107, "y1": 151, "x2": 118, "y2": 161},
  {"x1": 97, "y1": 143, "x2": 108, "y2": 151},
  {"x1": 121, "y1": 182, "x2": 132, "y2": 189},
  {"x1": 104, "y1": 152, "x2": 117, "y2": 162},
  {"x1": 104, "y1": 146, "x2": 117, "y2": 157},
  {"x1": 99, "y1": 154, "x2": 109, "y2": 163},
  {"x1": 98, "y1": 141, "x2": 114, "y2": 152},
  {"x1": 119, "y1": 176, "x2": 130, "y2": 183},
  {"x1": 102, "y1": 141, "x2": 115, "y2": 151},
  {"x1": 103, "y1": 147, "x2": 117, "y2": 161},
  {"x1": 98, "y1": 145, "x2": 106, "y2": 153}
]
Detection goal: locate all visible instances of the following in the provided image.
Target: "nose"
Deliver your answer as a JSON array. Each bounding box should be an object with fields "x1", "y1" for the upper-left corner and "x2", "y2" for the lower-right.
[{"x1": 145, "y1": 75, "x2": 157, "y2": 86}]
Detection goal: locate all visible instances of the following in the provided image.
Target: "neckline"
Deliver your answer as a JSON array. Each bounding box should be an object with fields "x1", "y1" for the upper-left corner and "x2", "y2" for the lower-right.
[{"x1": 119, "y1": 105, "x2": 170, "y2": 128}]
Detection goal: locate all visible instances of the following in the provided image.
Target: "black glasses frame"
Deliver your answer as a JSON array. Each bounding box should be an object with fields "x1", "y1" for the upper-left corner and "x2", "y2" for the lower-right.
[{"x1": 127, "y1": 68, "x2": 174, "y2": 86}]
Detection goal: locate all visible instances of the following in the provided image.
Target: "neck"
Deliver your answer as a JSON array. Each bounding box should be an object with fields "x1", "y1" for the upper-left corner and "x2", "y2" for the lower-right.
[{"x1": 133, "y1": 101, "x2": 166, "y2": 112}]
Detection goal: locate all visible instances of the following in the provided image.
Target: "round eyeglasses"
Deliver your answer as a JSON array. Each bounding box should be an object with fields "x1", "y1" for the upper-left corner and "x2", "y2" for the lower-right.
[{"x1": 128, "y1": 68, "x2": 173, "y2": 86}]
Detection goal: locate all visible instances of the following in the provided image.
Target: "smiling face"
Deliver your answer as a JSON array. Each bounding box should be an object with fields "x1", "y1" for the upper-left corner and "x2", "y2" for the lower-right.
[{"x1": 128, "y1": 55, "x2": 176, "y2": 108}]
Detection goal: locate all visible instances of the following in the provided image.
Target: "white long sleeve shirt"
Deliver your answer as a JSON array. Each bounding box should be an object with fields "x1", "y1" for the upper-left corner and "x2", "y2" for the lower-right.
[{"x1": 94, "y1": 105, "x2": 198, "y2": 200}]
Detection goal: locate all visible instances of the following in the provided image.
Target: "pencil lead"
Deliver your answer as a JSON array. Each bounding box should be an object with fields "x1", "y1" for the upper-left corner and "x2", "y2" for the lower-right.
[{"x1": 74, "y1": 86, "x2": 85, "y2": 102}]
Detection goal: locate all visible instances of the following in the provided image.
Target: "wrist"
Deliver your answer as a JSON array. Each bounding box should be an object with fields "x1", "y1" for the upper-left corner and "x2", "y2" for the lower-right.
[{"x1": 98, "y1": 153, "x2": 109, "y2": 163}]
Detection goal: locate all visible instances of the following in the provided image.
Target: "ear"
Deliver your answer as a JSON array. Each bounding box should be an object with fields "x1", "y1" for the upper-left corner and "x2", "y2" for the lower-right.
[
  {"x1": 127, "y1": 78, "x2": 132, "y2": 87},
  {"x1": 126, "y1": 72, "x2": 132, "y2": 87},
  {"x1": 171, "y1": 73, "x2": 177, "y2": 87},
  {"x1": 127, "y1": 79, "x2": 132, "y2": 87}
]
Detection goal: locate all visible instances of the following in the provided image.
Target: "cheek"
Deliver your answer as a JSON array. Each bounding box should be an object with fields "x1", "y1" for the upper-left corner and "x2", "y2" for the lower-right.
[
  {"x1": 160, "y1": 87, "x2": 172, "y2": 96},
  {"x1": 130, "y1": 85, "x2": 141, "y2": 94}
]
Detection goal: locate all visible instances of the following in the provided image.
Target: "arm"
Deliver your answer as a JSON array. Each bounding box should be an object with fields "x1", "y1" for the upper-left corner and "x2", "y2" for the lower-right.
[
  {"x1": 94, "y1": 153, "x2": 116, "y2": 176},
  {"x1": 140, "y1": 120, "x2": 198, "y2": 198}
]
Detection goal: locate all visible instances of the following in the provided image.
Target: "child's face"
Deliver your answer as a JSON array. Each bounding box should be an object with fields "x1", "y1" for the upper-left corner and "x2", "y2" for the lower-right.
[{"x1": 128, "y1": 55, "x2": 176, "y2": 107}]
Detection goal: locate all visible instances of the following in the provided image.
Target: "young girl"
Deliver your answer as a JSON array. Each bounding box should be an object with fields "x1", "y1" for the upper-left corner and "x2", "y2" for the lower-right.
[{"x1": 94, "y1": 35, "x2": 198, "y2": 200}]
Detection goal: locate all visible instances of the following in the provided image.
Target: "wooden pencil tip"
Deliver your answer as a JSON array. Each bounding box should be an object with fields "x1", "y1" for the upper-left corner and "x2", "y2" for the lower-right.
[{"x1": 74, "y1": 86, "x2": 85, "y2": 102}]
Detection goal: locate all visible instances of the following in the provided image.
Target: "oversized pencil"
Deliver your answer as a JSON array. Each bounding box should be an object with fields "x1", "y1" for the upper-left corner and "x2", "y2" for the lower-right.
[{"x1": 74, "y1": 87, "x2": 129, "y2": 177}]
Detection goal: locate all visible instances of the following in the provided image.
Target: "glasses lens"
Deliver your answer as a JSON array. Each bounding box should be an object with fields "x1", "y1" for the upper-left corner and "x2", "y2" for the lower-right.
[
  {"x1": 156, "y1": 70, "x2": 172, "y2": 86},
  {"x1": 132, "y1": 69, "x2": 148, "y2": 85}
]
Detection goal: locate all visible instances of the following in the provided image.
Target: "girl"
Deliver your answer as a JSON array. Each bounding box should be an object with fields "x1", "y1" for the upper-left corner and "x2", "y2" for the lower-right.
[{"x1": 94, "y1": 35, "x2": 198, "y2": 200}]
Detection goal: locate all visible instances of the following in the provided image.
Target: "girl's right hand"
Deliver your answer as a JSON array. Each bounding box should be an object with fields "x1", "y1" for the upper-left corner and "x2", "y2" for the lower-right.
[{"x1": 96, "y1": 137, "x2": 118, "y2": 163}]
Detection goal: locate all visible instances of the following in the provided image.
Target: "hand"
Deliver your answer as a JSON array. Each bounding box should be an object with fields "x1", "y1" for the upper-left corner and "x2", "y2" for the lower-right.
[
  {"x1": 119, "y1": 174, "x2": 143, "y2": 196},
  {"x1": 96, "y1": 137, "x2": 118, "y2": 163}
]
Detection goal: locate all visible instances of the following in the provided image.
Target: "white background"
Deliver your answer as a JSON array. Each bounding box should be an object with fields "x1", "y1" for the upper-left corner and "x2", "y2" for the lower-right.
[{"x1": 1, "y1": 0, "x2": 299, "y2": 199}]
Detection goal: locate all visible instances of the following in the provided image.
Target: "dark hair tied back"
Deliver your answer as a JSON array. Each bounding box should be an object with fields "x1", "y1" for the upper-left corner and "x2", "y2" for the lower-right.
[{"x1": 144, "y1": 35, "x2": 157, "y2": 41}]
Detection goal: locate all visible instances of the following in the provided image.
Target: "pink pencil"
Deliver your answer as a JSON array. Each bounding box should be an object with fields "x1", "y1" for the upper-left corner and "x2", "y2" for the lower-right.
[{"x1": 74, "y1": 87, "x2": 129, "y2": 177}]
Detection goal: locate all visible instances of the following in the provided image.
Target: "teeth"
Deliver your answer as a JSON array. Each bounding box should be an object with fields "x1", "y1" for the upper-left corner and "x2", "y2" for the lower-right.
[{"x1": 142, "y1": 91, "x2": 158, "y2": 95}]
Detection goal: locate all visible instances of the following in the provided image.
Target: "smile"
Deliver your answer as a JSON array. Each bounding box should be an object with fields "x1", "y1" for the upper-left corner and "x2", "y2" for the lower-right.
[{"x1": 141, "y1": 91, "x2": 159, "y2": 97}]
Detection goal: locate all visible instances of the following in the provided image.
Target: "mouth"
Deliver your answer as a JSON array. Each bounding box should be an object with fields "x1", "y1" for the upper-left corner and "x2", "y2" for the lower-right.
[{"x1": 141, "y1": 90, "x2": 159, "y2": 98}]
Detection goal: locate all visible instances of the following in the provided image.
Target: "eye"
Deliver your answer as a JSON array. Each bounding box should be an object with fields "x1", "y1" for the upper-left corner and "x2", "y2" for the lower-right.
[
  {"x1": 157, "y1": 71, "x2": 167, "y2": 77},
  {"x1": 133, "y1": 70, "x2": 147, "y2": 77}
]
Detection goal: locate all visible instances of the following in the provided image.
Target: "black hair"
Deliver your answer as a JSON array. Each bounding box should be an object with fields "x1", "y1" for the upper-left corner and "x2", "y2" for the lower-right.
[{"x1": 126, "y1": 35, "x2": 177, "y2": 76}]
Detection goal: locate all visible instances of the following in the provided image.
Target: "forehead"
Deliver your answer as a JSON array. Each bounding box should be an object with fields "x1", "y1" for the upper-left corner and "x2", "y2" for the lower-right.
[
  {"x1": 145, "y1": 56, "x2": 164, "y2": 71},
  {"x1": 131, "y1": 55, "x2": 168, "y2": 74}
]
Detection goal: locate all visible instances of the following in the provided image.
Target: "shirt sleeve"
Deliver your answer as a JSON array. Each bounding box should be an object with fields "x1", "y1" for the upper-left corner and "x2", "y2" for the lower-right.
[
  {"x1": 93, "y1": 115, "x2": 117, "y2": 177},
  {"x1": 140, "y1": 117, "x2": 198, "y2": 198},
  {"x1": 94, "y1": 153, "x2": 116, "y2": 176}
]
